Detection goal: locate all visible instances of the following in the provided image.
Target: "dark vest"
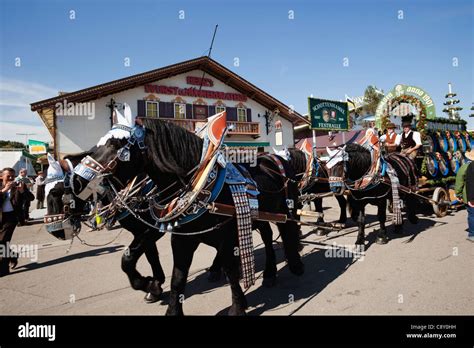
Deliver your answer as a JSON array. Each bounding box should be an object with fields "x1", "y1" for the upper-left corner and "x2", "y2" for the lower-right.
[{"x1": 401, "y1": 131, "x2": 416, "y2": 149}]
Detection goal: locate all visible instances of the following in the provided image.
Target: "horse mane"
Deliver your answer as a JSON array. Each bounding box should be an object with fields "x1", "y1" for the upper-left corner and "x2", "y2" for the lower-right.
[
  {"x1": 141, "y1": 118, "x2": 203, "y2": 176},
  {"x1": 344, "y1": 143, "x2": 371, "y2": 180},
  {"x1": 287, "y1": 148, "x2": 307, "y2": 175}
]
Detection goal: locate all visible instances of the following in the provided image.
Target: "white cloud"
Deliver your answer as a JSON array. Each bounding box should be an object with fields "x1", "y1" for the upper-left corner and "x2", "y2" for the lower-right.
[
  {"x1": 0, "y1": 77, "x2": 58, "y2": 108},
  {"x1": 0, "y1": 121, "x2": 52, "y2": 144},
  {"x1": 0, "y1": 77, "x2": 59, "y2": 139}
]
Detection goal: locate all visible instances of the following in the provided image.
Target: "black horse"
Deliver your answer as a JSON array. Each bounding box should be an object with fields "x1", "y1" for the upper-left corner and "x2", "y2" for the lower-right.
[
  {"x1": 328, "y1": 143, "x2": 418, "y2": 245},
  {"x1": 288, "y1": 148, "x2": 347, "y2": 234},
  {"x1": 69, "y1": 118, "x2": 304, "y2": 315},
  {"x1": 45, "y1": 156, "x2": 165, "y2": 304}
]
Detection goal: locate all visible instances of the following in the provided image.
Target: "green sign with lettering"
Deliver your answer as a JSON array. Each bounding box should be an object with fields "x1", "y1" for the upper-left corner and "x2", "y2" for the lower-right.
[{"x1": 308, "y1": 98, "x2": 349, "y2": 131}]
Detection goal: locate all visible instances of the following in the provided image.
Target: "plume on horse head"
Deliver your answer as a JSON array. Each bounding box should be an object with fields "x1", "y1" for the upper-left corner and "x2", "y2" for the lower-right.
[{"x1": 97, "y1": 103, "x2": 134, "y2": 147}]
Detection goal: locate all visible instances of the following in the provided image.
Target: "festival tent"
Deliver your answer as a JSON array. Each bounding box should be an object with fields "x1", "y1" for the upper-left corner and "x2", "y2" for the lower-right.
[{"x1": 0, "y1": 149, "x2": 37, "y2": 176}]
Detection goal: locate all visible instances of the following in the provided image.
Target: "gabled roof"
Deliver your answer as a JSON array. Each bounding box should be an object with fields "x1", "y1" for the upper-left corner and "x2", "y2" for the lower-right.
[{"x1": 31, "y1": 56, "x2": 309, "y2": 125}]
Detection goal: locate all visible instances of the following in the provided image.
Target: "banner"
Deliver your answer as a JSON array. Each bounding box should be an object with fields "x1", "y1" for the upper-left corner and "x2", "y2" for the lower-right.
[
  {"x1": 309, "y1": 98, "x2": 349, "y2": 131},
  {"x1": 28, "y1": 139, "x2": 48, "y2": 154}
]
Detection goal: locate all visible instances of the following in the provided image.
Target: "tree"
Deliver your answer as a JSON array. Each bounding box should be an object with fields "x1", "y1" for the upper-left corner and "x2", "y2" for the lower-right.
[
  {"x1": 0, "y1": 140, "x2": 26, "y2": 149},
  {"x1": 363, "y1": 85, "x2": 384, "y2": 115}
]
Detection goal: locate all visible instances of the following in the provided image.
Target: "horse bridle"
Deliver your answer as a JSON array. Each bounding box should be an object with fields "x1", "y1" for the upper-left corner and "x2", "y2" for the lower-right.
[
  {"x1": 71, "y1": 124, "x2": 147, "y2": 201},
  {"x1": 44, "y1": 159, "x2": 82, "y2": 236}
]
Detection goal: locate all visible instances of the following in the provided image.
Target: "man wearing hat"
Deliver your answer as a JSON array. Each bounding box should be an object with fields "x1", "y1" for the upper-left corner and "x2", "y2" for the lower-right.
[
  {"x1": 395, "y1": 115, "x2": 422, "y2": 160},
  {"x1": 380, "y1": 122, "x2": 399, "y2": 153},
  {"x1": 455, "y1": 149, "x2": 474, "y2": 242}
]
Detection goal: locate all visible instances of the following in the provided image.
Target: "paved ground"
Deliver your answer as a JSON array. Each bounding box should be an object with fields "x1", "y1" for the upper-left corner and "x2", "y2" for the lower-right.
[{"x1": 1, "y1": 197, "x2": 473, "y2": 315}]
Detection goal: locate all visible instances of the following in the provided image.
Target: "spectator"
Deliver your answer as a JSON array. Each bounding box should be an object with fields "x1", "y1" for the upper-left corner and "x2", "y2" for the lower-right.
[
  {"x1": 0, "y1": 168, "x2": 34, "y2": 276},
  {"x1": 35, "y1": 171, "x2": 46, "y2": 209},
  {"x1": 455, "y1": 150, "x2": 474, "y2": 241},
  {"x1": 15, "y1": 168, "x2": 34, "y2": 224},
  {"x1": 465, "y1": 154, "x2": 474, "y2": 242}
]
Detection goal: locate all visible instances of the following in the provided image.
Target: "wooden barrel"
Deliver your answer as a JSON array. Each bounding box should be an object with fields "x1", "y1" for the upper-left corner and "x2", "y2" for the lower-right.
[
  {"x1": 456, "y1": 134, "x2": 467, "y2": 152},
  {"x1": 448, "y1": 153, "x2": 460, "y2": 174},
  {"x1": 437, "y1": 153, "x2": 450, "y2": 176},
  {"x1": 425, "y1": 154, "x2": 439, "y2": 178},
  {"x1": 436, "y1": 133, "x2": 449, "y2": 153},
  {"x1": 447, "y1": 132, "x2": 458, "y2": 152},
  {"x1": 425, "y1": 133, "x2": 438, "y2": 153},
  {"x1": 454, "y1": 150, "x2": 465, "y2": 166},
  {"x1": 466, "y1": 133, "x2": 474, "y2": 151}
]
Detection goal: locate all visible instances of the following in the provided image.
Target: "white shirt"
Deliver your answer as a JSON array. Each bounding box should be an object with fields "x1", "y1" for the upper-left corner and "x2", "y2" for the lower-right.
[
  {"x1": 395, "y1": 130, "x2": 422, "y2": 146},
  {"x1": 2, "y1": 190, "x2": 14, "y2": 213}
]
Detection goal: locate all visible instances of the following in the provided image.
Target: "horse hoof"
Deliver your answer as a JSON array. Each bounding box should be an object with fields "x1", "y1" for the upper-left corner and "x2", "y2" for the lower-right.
[
  {"x1": 144, "y1": 292, "x2": 161, "y2": 304},
  {"x1": 207, "y1": 270, "x2": 222, "y2": 282},
  {"x1": 289, "y1": 262, "x2": 305, "y2": 276},
  {"x1": 262, "y1": 276, "x2": 277, "y2": 288},
  {"x1": 355, "y1": 239, "x2": 365, "y2": 245},
  {"x1": 228, "y1": 306, "x2": 247, "y2": 316},
  {"x1": 376, "y1": 236, "x2": 389, "y2": 245},
  {"x1": 316, "y1": 228, "x2": 328, "y2": 236}
]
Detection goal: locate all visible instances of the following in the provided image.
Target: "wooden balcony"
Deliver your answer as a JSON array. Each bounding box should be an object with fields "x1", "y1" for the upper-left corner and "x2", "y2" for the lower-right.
[{"x1": 162, "y1": 118, "x2": 260, "y2": 137}]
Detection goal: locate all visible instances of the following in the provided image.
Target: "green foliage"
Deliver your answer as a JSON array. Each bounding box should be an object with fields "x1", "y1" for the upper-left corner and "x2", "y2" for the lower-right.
[
  {"x1": 425, "y1": 176, "x2": 455, "y2": 187},
  {"x1": 363, "y1": 85, "x2": 383, "y2": 115},
  {"x1": 0, "y1": 140, "x2": 26, "y2": 149}
]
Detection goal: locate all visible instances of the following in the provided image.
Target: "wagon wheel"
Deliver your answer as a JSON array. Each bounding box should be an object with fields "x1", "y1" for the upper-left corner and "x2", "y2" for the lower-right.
[{"x1": 432, "y1": 187, "x2": 449, "y2": 217}]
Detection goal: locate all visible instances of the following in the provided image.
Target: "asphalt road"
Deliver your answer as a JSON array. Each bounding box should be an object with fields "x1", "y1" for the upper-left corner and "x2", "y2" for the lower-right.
[{"x1": 1, "y1": 198, "x2": 473, "y2": 315}]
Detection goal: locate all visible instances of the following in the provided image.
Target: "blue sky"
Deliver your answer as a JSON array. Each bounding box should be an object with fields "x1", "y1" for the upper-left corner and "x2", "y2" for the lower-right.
[{"x1": 1, "y1": 0, "x2": 472, "y2": 142}]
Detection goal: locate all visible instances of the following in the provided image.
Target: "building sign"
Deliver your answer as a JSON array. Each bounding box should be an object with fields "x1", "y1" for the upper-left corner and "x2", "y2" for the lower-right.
[
  {"x1": 308, "y1": 97, "x2": 349, "y2": 131},
  {"x1": 28, "y1": 139, "x2": 48, "y2": 154},
  {"x1": 144, "y1": 84, "x2": 247, "y2": 102},
  {"x1": 425, "y1": 121, "x2": 466, "y2": 132},
  {"x1": 186, "y1": 76, "x2": 214, "y2": 87},
  {"x1": 375, "y1": 84, "x2": 436, "y2": 129}
]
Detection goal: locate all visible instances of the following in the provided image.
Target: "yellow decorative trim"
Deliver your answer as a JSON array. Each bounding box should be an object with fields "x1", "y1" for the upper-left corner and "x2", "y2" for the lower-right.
[
  {"x1": 172, "y1": 96, "x2": 187, "y2": 104},
  {"x1": 144, "y1": 94, "x2": 160, "y2": 101},
  {"x1": 236, "y1": 102, "x2": 247, "y2": 109},
  {"x1": 193, "y1": 98, "x2": 207, "y2": 105},
  {"x1": 213, "y1": 99, "x2": 226, "y2": 106}
]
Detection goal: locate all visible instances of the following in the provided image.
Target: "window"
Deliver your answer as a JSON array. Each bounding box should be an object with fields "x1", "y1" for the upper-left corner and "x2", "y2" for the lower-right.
[
  {"x1": 216, "y1": 105, "x2": 226, "y2": 113},
  {"x1": 146, "y1": 101, "x2": 158, "y2": 118},
  {"x1": 237, "y1": 108, "x2": 247, "y2": 122},
  {"x1": 174, "y1": 103, "x2": 186, "y2": 119}
]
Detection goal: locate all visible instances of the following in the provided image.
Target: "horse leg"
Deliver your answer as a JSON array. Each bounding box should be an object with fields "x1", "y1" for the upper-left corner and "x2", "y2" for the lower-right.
[
  {"x1": 213, "y1": 223, "x2": 247, "y2": 315},
  {"x1": 207, "y1": 252, "x2": 223, "y2": 282},
  {"x1": 376, "y1": 200, "x2": 389, "y2": 245},
  {"x1": 314, "y1": 197, "x2": 328, "y2": 236},
  {"x1": 405, "y1": 195, "x2": 419, "y2": 224},
  {"x1": 142, "y1": 235, "x2": 166, "y2": 303},
  {"x1": 336, "y1": 194, "x2": 347, "y2": 224},
  {"x1": 278, "y1": 221, "x2": 304, "y2": 276},
  {"x1": 121, "y1": 231, "x2": 164, "y2": 303},
  {"x1": 355, "y1": 208, "x2": 365, "y2": 245},
  {"x1": 257, "y1": 222, "x2": 277, "y2": 287},
  {"x1": 165, "y1": 235, "x2": 199, "y2": 316}
]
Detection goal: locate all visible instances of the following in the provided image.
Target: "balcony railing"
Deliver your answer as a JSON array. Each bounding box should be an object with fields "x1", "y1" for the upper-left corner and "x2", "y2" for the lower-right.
[{"x1": 162, "y1": 118, "x2": 260, "y2": 137}]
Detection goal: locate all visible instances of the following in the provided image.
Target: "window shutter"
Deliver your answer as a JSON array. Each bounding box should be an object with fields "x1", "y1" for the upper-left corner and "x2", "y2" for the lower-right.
[
  {"x1": 137, "y1": 100, "x2": 146, "y2": 117},
  {"x1": 227, "y1": 107, "x2": 237, "y2": 121},
  {"x1": 209, "y1": 105, "x2": 216, "y2": 116},
  {"x1": 158, "y1": 102, "x2": 174, "y2": 118},
  {"x1": 186, "y1": 104, "x2": 193, "y2": 119},
  {"x1": 246, "y1": 108, "x2": 252, "y2": 122}
]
